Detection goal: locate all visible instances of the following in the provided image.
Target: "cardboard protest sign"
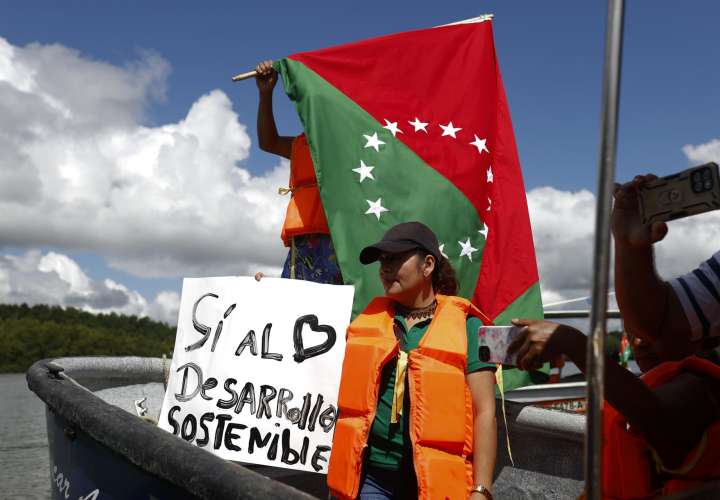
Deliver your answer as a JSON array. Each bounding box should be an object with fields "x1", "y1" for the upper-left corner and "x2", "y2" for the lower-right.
[{"x1": 159, "y1": 277, "x2": 354, "y2": 474}]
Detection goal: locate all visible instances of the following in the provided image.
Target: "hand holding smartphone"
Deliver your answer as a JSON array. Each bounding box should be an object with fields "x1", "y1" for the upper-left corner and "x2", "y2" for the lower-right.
[{"x1": 639, "y1": 162, "x2": 720, "y2": 225}]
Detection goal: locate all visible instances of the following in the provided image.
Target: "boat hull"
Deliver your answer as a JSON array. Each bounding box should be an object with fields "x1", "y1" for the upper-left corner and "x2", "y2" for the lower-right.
[
  {"x1": 46, "y1": 407, "x2": 191, "y2": 500},
  {"x1": 28, "y1": 358, "x2": 318, "y2": 500}
]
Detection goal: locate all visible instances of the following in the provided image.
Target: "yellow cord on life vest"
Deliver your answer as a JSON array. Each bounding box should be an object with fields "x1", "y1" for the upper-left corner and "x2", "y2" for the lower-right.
[
  {"x1": 391, "y1": 351, "x2": 409, "y2": 424},
  {"x1": 496, "y1": 364, "x2": 515, "y2": 466}
]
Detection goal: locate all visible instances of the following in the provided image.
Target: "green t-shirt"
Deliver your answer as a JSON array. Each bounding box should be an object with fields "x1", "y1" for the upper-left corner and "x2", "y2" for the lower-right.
[{"x1": 365, "y1": 315, "x2": 495, "y2": 470}]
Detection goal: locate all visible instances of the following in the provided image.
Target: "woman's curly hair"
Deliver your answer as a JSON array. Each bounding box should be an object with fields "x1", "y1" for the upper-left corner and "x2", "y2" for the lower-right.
[{"x1": 417, "y1": 250, "x2": 458, "y2": 296}]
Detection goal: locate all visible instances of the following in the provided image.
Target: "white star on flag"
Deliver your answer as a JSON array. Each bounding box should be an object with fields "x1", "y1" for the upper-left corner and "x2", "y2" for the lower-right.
[
  {"x1": 440, "y1": 122, "x2": 462, "y2": 138},
  {"x1": 479, "y1": 226, "x2": 489, "y2": 240},
  {"x1": 487, "y1": 197, "x2": 492, "y2": 212},
  {"x1": 439, "y1": 243, "x2": 448, "y2": 259},
  {"x1": 382, "y1": 119, "x2": 403, "y2": 137},
  {"x1": 363, "y1": 132, "x2": 386, "y2": 152},
  {"x1": 352, "y1": 160, "x2": 375, "y2": 183},
  {"x1": 365, "y1": 198, "x2": 389, "y2": 220},
  {"x1": 408, "y1": 117, "x2": 429, "y2": 133},
  {"x1": 486, "y1": 166, "x2": 494, "y2": 183},
  {"x1": 458, "y1": 238, "x2": 478, "y2": 261},
  {"x1": 470, "y1": 135, "x2": 489, "y2": 154}
]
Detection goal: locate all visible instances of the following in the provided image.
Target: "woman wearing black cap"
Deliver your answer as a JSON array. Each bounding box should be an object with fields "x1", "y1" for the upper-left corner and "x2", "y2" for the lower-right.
[{"x1": 327, "y1": 222, "x2": 497, "y2": 500}]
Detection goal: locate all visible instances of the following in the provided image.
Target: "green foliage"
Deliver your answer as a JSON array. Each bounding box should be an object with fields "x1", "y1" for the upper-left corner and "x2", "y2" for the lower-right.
[{"x1": 0, "y1": 304, "x2": 176, "y2": 373}]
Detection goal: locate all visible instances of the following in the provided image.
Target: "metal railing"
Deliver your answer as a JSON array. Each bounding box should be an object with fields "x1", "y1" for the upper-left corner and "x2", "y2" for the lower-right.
[
  {"x1": 544, "y1": 310, "x2": 621, "y2": 320},
  {"x1": 587, "y1": 0, "x2": 625, "y2": 498}
]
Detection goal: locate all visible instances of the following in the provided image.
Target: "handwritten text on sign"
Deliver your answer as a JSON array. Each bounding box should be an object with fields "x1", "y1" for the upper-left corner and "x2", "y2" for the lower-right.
[{"x1": 159, "y1": 277, "x2": 354, "y2": 473}]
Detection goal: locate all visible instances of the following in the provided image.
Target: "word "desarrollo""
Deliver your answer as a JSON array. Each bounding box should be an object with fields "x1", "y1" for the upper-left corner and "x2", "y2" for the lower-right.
[{"x1": 166, "y1": 362, "x2": 337, "y2": 471}]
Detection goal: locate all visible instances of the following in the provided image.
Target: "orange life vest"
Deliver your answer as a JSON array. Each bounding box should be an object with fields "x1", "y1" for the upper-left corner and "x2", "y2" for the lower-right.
[
  {"x1": 327, "y1": 294, "x2": 492, "y2": 500},
  {"x1": 280, "y1": 134, "x2": 329, "y2": 246},
  {"x1": 602, "y1": 356, "x2": 720, "y2": 499}
]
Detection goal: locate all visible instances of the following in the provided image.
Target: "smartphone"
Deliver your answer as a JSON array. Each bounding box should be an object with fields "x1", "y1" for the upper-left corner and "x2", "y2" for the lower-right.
[
  {"x1": 639, "y1": 162, "x2": 720, "y2": 225},
  {"x1": 477, "y1": 325, "x2": 524, "y2": 365}
]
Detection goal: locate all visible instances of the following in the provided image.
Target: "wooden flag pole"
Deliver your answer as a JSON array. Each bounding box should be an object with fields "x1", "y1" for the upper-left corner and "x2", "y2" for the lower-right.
[{"x1": 231, "y1": 70, "x2": 257, "y2": 82}]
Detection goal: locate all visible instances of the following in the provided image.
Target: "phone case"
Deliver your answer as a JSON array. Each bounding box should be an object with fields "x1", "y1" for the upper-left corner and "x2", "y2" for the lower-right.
[
  {"x1": 639, "y1": 162, "x2": 720, "y2": 225},
  {"x1": 478, "y1": 326, "x2": 523, "y2": 365}
]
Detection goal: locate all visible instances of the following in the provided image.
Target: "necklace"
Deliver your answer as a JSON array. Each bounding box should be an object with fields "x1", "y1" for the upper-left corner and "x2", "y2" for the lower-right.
[{"x1": 395, "y1": 300, "x2": 437, "y2": 321}]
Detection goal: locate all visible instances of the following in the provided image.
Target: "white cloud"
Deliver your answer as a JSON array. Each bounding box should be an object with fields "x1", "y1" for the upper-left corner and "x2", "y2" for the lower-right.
[
  {"x1": 0, "y1": 36, "x2": 288, "y2": 279},
  {"x1": 37, "y1": 252, "x2": 91, "y2": 294},
  {"x1": 0, "y1": 250, "x2": 179, "y2": 324},
  {"x1": 147, "y1": 291, "x2": 182, "y2": 325},
  {"x1": 527, "y1": 186, "x2": 596, "y2": 304},
  {"x1": 682, "y1": 138, "x2": 720, "y2": 165}
]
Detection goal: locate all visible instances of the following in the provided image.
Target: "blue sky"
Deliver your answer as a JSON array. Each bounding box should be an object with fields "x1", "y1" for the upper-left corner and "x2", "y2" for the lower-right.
[
  {"x1": 4, "y1": 1, "x2": 717, "y2": 185},
  {"x1": 1, "y1": 1, "x2": 719, "y2": 322}
]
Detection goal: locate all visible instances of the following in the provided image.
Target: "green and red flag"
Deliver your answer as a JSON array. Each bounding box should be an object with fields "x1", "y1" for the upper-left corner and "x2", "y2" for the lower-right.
[{"x1": 275, "y1": 17, "x2": 544, "y2": 387}]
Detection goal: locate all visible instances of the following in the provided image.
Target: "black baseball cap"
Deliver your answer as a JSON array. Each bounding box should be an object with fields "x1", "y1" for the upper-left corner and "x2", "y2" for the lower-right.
[{"x1": 359, "y1": 221, "x2": 442, "y2": 265}]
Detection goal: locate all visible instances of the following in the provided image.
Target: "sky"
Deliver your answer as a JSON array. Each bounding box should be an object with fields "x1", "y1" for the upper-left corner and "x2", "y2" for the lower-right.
[{"x1": 1, "y1": 1, "x2": 719, "y2": 325}]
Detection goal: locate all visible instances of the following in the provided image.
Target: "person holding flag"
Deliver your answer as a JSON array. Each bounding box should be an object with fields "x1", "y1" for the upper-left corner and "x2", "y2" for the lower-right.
[
  {"x1": 270, "y1": 17, "x2": 547, "y2": 394},
  {"x1": 254, "y1": 60, "x2": 342, "y2": 284},
  {"x1": 230, "y1": 15, "x2": 557, "y2": 499},
  {"x1": 328, "y1": 222, "x2": 497, "y2": 500}
]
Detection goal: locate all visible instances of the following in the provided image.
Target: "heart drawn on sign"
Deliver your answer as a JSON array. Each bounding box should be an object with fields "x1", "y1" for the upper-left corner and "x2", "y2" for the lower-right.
[{"x1": 292, "y1": 314, "x2": 337, "y2": 363}]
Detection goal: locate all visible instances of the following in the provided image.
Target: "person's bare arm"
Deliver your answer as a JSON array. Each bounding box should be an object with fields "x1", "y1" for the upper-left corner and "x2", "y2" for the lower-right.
[
  {"x1": 612, "y1": 175, "x2": 691, "y2": 355},
  {"x1": 255, "y1": 60, "x2": 293, "y2": 159},
  {"x1": 509, "y1": 320, "x2": 661, "y2": 425},
  {"x1": 467, "y1": 369, "x2": 496, "y2": 499},
  {"x1": 510, "y1": 319, "x2": 717, "y2": 469}
]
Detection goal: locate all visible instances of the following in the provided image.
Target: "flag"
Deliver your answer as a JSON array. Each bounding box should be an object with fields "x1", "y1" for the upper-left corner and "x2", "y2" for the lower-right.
[
  {"x1": 619, "y1": 332, "x2": 632, "y2": 368},
  {"x1": 276, "y1": 17, "x2": 545, "y2": 388}
]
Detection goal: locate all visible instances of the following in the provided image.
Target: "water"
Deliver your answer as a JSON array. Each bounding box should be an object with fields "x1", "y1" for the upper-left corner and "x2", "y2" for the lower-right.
[{"x1": 0, "y1": 373, "x2": 50, "y2": 499}]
